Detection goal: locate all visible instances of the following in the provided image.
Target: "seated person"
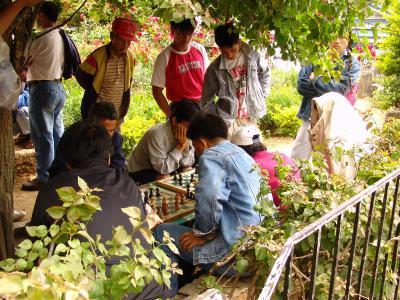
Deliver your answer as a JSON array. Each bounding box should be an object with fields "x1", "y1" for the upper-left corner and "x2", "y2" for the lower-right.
[
  {"x1": 127, "y1": 100, "x2": 200, "y2": 185},
  {"x1": 14, "y1": 69, "x2": 32, "y2": 148},
  {"x1": 30, "y1": 123, "x2": 169, "y2": 299},
  {"x1": 48, "y1": 101, "x2": 125, "y2": 178},
  {"x1": 231, "y1": 125, "x2": 300, "y2": 207},
  {"x1": 154, "y1": 113, "x2": 262, "y2": 297}
]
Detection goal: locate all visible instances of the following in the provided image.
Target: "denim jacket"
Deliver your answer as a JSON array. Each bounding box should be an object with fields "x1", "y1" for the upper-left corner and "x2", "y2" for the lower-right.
[
  {"x1": 192, "y1": 141, "x2": 262, "y2": 265},
  {"x1": 200, "y1": 43, "x2": 270, "y2": 125},
  {"x1": 297, "y1": 50, "x2": 361, "y2": 121}
]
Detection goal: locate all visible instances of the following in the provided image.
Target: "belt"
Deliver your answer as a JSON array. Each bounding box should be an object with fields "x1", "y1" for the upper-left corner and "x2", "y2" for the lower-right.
[{"x1": 28, "y1": 79, "x2": 62, "y2": 86}]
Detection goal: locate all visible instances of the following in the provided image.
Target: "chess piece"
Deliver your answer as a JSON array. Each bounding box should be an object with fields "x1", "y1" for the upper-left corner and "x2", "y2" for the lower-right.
[
  {"x1": 180, "y1": 193, "x2": 185, "y2": 205},
  {"x1": 173, "y1": 171, "x2": 178, "y2": 182},
  {"x1": 149, "y1": 188, "x2": 154, "y2": 198},
  {"x1": 162, "y1": 197, "x2": 169, "y2": 215},
  {"x1": 174, "y1": 196, "x2": 180, "y2": 210},
  {"x1": 156, "y1": 187, "x2": 160, "y2": 197},
  {"x1": 156, "y1": 207, "x2": 163, "y2": 218},
  {"x1": 190, "y1": 174, "x2": 195, "y2": 183},
  {"x1": 186, "y1": 184, "x2": 190, "y2": 195},
  {"x1": 178, "y1": 174, "x2": 183, "y2": 186}
]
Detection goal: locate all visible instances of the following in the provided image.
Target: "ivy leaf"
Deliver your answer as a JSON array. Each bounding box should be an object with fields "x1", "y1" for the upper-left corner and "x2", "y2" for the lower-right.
[
  {"x1": 55, "y1": 243, "x2": 69, "y2": 254},
  {"x1": 15, "y1": 259, "x2": 27, "y2": 271},
  {"x1": 36, "y1": 225, "x2": 48, "y2": 238},
  {"x1": 49, "y1": 224, "x2": 60, "y2": 238},
  {"x1": 153, "y1": 248, "x2": 167, "y2": 263},
  {"x1": 113, "y1": 226, "x2": 131, "y2": 245},
  {"x1": 56, "y1": 186, "x2": 77, "y2": 203},
  {"x1": 18, "y1": 239, "x2": 33, "y2": 250},
  {"x1": 150, "y1": 268, "x2": 163, "y2": 285},
  {"x1": 47, "y1": 206, "x2": 66, "y2": 219},
  {"x1": 140, "y1": 227, "x2": 154, "y2": 244},
  {"x1": 235, "y1": 257, "x2": 249, "y2": 273},
  {"x1": 25, "y1": 226, "x2": 37, "y2": 237},
  {"x1": 77, "y1": 230, "x2": 95, "y2": 244},
  {"x1": 15, "y1": 248, "x2": 27, "y2": 258},
  {"x1": 68, "y1": 239, "x2": 81, "y2": 249},
  {"x1": 38, "y1": 247, "x2": 49, "y2": 259},
  {"x1": 67, "y1": 207, "x2": 80, "y2": 223},
  {"x1": 134, "y1": 266, "x2": 148, "y2": 280},
  {"x1": 255, "y1": 244, "x2": 269, "y2": 261},
  {"x1": 121, "y1": 207, "x2": 142, "y2": 221},
  {"x1": 77, "y1": 176, "x2": 90, "y2": 192},
  {"x1": 32, "y1": 240, "x2": 44, "y2": 250}
]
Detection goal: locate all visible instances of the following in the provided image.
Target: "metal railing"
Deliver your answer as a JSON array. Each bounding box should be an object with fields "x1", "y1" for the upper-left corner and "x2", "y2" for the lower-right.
[{"x1": 259, "y1": 168, "x2": 400, "y2": 300}]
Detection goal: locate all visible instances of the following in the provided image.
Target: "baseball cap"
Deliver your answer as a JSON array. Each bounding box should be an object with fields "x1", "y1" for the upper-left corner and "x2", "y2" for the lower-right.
[
  {"x1": 112, "y1": 17, "x2": 139, "y2": 42},
  {"x1": 231, "y1": 125, "x2": 261, "y2": 146}
]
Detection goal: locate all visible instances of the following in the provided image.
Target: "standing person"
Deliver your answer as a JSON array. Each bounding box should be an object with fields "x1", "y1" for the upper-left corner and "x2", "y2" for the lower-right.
[
  {"x1": 76, "y1": 17, "x2": 137, "y2": 119},
  {"x1": 201, "y1": 22, "x2": 270, "y2": 138},
  {"x1": 22, "y1": 1, "x2": 65, "y2": 191},
  {"x1": 151, "y1": 18, "x2": 209, "y2": 117},
  {"x1": 291, "y1": 37, "x2": 361, "y2": 160},
  {"x1": 154, "y1": 113, "x2": 262, "y2": 297}
]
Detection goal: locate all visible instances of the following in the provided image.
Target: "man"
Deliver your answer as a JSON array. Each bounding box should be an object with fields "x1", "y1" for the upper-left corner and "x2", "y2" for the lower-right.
[
  {"x1": 127, "y1": 100, "x2": 199, "y2": 185},
  {"x1": 22, "y1": 1, "x2": 65, "y2": 191},
  {"x1": 151, "y1": 19, "x2": 209, "y2": 116},
  {"x1": 201, "y1": 22, "x2": 270, "y2": 138},
  {"x1": 291, "y1": 37, "x2": 361, "y2": 160},
  {"x1": 154, "y1": 113, "x2": 262, "y2": 297},
  {"x1": 30, "y1": 123, "x2": 170, "y2": 299},
  {"x1": 14, "y1": 79, "x2": 32, "y2": 149},
  {"x1": 76, "y1": 17, "x2": 137, "y2": 119},
  {"x1": 48, "y1": 101, "x2": 125, "y2": 178}
]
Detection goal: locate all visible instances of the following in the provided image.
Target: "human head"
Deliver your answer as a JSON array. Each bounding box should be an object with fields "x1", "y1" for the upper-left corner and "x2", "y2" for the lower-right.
[
  {"x1": 170, "y1": 99, "x2": 201, "y2": 128},
  {"x1": 214, "y1": 23, "x2": 241, "y2": 60},
  {"x1": 88, "y1": 102, "x2": 119, "y2": 137},
  {"x1": 65, "y1": 124, "x2": 114, "y2": 168},
  {"x1": 170, "y1": 19, "x2": 196, "y2": 51},
  {"x1": 37, "y1": 1, "x2": 61, "y2": 28},
  {"x1": 231, "y1": 125, "x2": 266, "y2": 157},
  {"x1": 329, "y1": 37, "x2": 349, "y2": 54},
  {"x1": 187, "y1": 113, "x2": 228, "y2": 156},
  {"x1": 110, "y1": 17, "x2": 138, "y2": 56}
]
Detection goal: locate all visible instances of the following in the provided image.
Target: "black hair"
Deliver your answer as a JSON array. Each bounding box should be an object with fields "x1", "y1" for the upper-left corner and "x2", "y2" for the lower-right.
[
  {"x1": 187, "y1": 112, "x2": 228, "y2": 141},
  {"x1": 170, "y1": 99, "x2": 200, "y2": 123},
  {"x1": 240, "y1": 142, "x2": 267, "y2": 157},
  {"x1": 39, "y1": 1, "x2": 61, "y2": 23},
  {"x1": 65, "y1": 123, "x2": 114, "y2": 168},
  {"x1": 88, "y1": 102, "x2": 119, "y2": 124},
  {"x1": 214, "y1": 23, "x2": 240, "y2": 48},
  {"x1": 170, "y1": 19, "x2": 195, "y2": 33}
]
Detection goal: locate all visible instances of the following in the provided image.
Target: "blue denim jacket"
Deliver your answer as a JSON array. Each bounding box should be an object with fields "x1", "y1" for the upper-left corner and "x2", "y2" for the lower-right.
[
  {"x1": 192, "y1": 141, "x2": 262, "y2": 265},
  {"x1": 297, "y1": 50, "x2": 361, "y2": 121}
]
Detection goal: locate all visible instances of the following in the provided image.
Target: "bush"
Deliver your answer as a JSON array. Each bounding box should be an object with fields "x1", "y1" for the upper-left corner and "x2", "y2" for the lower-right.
[
  {"x1": 63, "y1": 79, "x2": 83, "y2": 128},
  {"x1": 258, "y1": 68, "x2": 301, "y2": 138}
]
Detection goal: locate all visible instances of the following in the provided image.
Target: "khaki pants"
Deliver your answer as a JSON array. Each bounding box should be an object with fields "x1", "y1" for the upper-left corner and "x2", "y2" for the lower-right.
[{"x1": 227, "y1": 117, "x2": 257, "y2": 140}]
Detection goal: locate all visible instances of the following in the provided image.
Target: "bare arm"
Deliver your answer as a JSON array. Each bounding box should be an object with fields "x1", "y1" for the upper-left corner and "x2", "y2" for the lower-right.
[
  {"x1": 0, "y1": 0, "x2": 42, "y2": 35},
  {"x1": 152, "y1": 85, "x2": 171, "y2": 117}
]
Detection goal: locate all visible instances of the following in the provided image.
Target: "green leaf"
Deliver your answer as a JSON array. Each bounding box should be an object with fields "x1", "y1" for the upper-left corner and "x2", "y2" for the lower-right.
[
  {"x1": 27, "y1": 250, "x2": 39, "y2": 261},
  {"x1": 77, "y1": 230, "x2": 95, "y2": 244},
  {"x1": 77, "y1": 176, "x2": 90, "y2": 192},
  {"x1": 44, "y1": 237, "x2": 52, "y2": 246},
  {"x1": 47, "y1": 206, "x2": 66, "y2": 219},
  {"x1": 153, "y1": 248, "x2": 167, "y2": 262},
  {"x1": 129, "y1": 218, "x2": 142, "y2": 229},
  {"x1": 113, "y1": 226, "x2": 131, "y2": 245},
  {"x1": 67, "y1": 207, "x2": 80, "y2": 223},
  {"x1": 255, "y1": 244, "x2": 269, "y2": 261},
  {"x1": 15, "y1": 248, "x2": 27, "y2": 258},
  {"x1": 32, "y1": 240, "x2": 44, "y2": 250},
  {"x1": 68, "y1": 239, "x2": 81, "y2": 249},
  {"x1": 121, "y1": 206, "x2": 142, "y2": 221},
  {"x1": 49, "y1": 224, "x2": 60, "y2": 238},
  {"x1": 55, "y1": 243, "x2": 69, "y2": 254},
  {"x1": 134, "y1": 266, "x2": 148, "y2": 280},
  {"x1": 15, "y1": 258, "x2": 27, "y2": 271},
  {"x1": 166, "y1": 242, "x2": 179, "y2": 255},
  {"x1": 140, "y1": 227, "x2": 154, "y2": 244},
  {"x1": 0, "y1": 276, "x2": 23, "y2": 294},
  {"x1": 38, "y1": 247, "x2": 49, "y2": 259},
  {"x1": 235, "y1": 257, "x2": 249, "y2": 273},
  {"x1": 18, "y1": 239, "x2": 33, "y2": 250},
  {"x1": 56, "y1": 186, "x2": 77, "y2": 203},
  {"x1": 35, "y1": 225, "x2": 48, "y2": 238},
  {"x1": 26, "y1": 226, "x2": 37, "y2": 237}
]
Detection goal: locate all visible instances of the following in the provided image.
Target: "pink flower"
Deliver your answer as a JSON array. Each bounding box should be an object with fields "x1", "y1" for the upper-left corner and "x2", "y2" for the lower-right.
[
  {"x1": 149, "y1": 16, "x2": 160, "y2": 22},
  {"x1": 80, "y1": 13, "x2": 86, "y2": 21}
]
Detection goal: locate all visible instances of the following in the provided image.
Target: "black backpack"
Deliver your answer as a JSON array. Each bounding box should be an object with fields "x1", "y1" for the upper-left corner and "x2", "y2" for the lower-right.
[{"x1": 59, "y1": 29, "x2": 81, "y2": 80}]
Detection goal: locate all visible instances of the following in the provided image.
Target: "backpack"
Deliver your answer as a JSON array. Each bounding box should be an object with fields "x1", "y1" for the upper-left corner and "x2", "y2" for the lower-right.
[{"x1": 59, "y1": 29, "x2": 81, "y2": 80}]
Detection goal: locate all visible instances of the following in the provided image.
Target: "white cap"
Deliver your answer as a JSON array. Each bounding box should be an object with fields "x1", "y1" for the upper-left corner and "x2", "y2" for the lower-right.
[{"x1": 231, "y1": 125, "x2": 261, "y2": 146}]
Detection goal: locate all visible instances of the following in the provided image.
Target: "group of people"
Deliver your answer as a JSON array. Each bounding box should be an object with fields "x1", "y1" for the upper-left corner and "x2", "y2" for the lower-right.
[{"x1": 1, "y1": 0, "x2": 365, "y2": 298}]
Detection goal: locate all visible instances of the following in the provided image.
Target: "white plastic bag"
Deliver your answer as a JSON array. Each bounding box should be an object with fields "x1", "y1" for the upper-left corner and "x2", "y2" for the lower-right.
[{"x1": 0, "y1": 36, "x2": 21, "y2": 110}]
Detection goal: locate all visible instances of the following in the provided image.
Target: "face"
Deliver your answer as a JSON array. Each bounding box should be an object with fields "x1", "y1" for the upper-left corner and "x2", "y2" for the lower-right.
[
  {"x1": 220, "y1": 42, "x2": 241, "y2": 60},
  {"x1": 172, "y1": 28, "x2": 194, "y2": 51},
  {"x1": 192, "y1": 138, "x2": 208, "y2": 157},
  {"x1": 111, "y1": 33, "x2": 132, "y2": 56},
  {"x1": 329, "y1": 38, "x2": 348, "y2": 53},
  {"x1": 36, "y1": 12, "x2": 48, "y2": 28},
  {"x1": 99, "y1": 119, "x2": 118, "y2": 137}
]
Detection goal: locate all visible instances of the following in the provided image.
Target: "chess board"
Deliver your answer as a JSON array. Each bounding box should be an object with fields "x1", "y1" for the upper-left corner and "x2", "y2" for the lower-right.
[
  {"x1": 139, "y1": 185, "x2": 196, "y2": 224},
  {"x1": 155, "y1": 169, "x2": 199, "y2": 196}
]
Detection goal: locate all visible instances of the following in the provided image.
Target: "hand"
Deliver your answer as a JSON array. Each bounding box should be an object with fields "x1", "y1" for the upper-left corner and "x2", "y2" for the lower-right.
[
  {"x1": 174, "y1": 123, "x2": 189, "y2": 151},
  {"x1": 145, "y1": 204, "x2": 163, "y2": 230},
  {"x1": 180, "y1": 231, "x2": 208, "y2": 252}
]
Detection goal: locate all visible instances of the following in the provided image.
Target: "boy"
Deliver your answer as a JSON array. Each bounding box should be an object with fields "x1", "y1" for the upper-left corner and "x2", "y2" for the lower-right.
[
  {"x1": 154, "y1": 113, "x2": 262, "y2": 296},
  {"x1": 151, "y1": 19, "x2": 209, "y2": 116},
  {"x1": 48, "y1": 102, "x2": 125, "y2": 179},
  {"x1": 127, "y1": 100, "x2": 199, "y2": 185},
  {"x1": 201, "y1": 22, "x2": 270, "y2": 137}
]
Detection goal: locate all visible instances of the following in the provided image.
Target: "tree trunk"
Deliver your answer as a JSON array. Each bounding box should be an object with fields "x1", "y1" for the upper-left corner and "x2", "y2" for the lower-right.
[{"x1": 0, "y1": 0, "x2": 35, "y2": 258}]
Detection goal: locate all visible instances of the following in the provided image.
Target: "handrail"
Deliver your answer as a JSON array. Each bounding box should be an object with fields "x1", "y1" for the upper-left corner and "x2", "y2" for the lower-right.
[{"x1": 258, "y1": 167, "x2": 400, "y2": 300}]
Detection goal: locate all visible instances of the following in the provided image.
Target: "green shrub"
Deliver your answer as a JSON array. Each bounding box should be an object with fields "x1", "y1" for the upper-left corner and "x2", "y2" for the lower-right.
[
  {"x1": 258, "y1": 69, "x2": 301, "y2": 138},
  {"x1": 63, "y1": 79, "x2": 83, "y2": 128}
]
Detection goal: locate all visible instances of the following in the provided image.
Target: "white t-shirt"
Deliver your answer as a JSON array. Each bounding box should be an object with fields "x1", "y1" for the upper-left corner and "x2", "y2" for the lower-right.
[
  {"x1": 27, "y1": 28, "x2": 64, "y2": 81},
  {"x1": 223, "y1": 51, "x2": 249, "y2": 118},
  {"x1": 0, "y1": 36, "x2": 21, "y2": 110}
]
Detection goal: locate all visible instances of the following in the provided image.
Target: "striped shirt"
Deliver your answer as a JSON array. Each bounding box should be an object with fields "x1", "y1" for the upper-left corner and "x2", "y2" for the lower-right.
[{"x1": 97, "y1": 56, "x2": 126, "y2": 114}]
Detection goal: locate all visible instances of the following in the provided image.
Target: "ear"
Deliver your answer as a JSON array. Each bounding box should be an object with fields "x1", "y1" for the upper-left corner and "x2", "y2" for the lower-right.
[{"x1": 171, "y1": 116, "x2": 178, "y2": 126}]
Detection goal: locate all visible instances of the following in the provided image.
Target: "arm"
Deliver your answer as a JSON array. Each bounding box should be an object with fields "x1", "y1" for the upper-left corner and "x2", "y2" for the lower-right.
[
  {"x1": 75, "y1": 55, "x2": 97, "y2": 91},
  {"x1": 297, "y1": 65, "x2": 319, "y2": 98},
  {"x1": 110, "y1": 132, "x2": 126, "y2": 170},
  {"x1": 0, "y1": 0, "x2": 41, "y2": 35},
  {"x1": 200, "y1": 64, "x2": 219, "y2": 113},
  {"x1": 313, "y1": 76, "x2": 350, "y2": 96},
  {"x1": 180, "y1": 143, "x2": 195, "y2": 168},
  {"x1": 152, "y1": 86, "x2": 171, "y2": 116}
]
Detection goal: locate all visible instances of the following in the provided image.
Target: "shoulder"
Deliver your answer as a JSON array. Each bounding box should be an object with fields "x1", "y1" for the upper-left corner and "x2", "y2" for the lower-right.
[
  {"x1": 191, "y1": 42, "x2": 206, "y2": 52},
  {"x1": 155, "y1": 45, "x2": 172, "y2": 60}
]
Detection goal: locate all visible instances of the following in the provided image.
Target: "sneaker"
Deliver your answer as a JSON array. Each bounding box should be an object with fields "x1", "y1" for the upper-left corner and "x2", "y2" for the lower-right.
[
  {"x1": 13, "y1": 210, "x2": 26, "y2": 222},
  {"x1": 21, "y1": 178, "x2": 45, "y2": 191},
  {"x1": 14, "y1": 133, "x2": 30, "y2": 147}
]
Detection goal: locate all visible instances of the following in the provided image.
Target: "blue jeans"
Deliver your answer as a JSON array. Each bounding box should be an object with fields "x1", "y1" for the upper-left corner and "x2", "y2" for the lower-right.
[
  {"x1": 154, "y1": 223, "x2": 235, "y2": 297},
  {"x1": 29, "y1": 81, "x2": 66, "y2": 182}
]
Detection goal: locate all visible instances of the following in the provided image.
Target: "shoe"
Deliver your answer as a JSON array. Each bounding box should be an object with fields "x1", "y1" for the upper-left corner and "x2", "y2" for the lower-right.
[
  {"x1": 13, "y1": 210, "x2": 26, "y2": 222},
  {"x1": 14, "y1": 133, "x2": 30, "y2": 147},
  {"x1": 21, "y1": 178, "x2": 45, "y2": 191}
]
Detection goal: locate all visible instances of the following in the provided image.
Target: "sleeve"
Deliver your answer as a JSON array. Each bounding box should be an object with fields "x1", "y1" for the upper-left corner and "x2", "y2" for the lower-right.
[
  {"x1": 195, "y1": 43, "x2": 210, "y2": 69},
  {"x1": 151, "y1": 50, "x2": 168, "y2": 88},
  {"x1": 348, "y1": 56, "x2": 361, "y2": 84},
  {"x1": 256, "y1": 51, "x2": 270, "y2": 96},
  {"x1": 180, "y1": 143, "x2": 195, "y2": 168},
  {"x1": 147, "y1": 132, "x2": 183, "y2": 175},
  {"x1": 75, "y1": 53, "x2": 97, "y2": 90},
  {"x1": 297, "y1": 65, "x2": 319, "y2": 98},
  {"x1": 200, "y1": 64, "x2": 219, "y2": 114},
  {"x1": 313, "y1": 76, "x2": 350, "y2": 96},
  {"x1": 30, "y1": 189, "x2": 54, "y2": 227},
  {"x1": 193, "y1": 155, "x2": 229, "y2": 236},
  {"x1": 110, "y1": 132, "x2": 126, "y2": 170}
]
